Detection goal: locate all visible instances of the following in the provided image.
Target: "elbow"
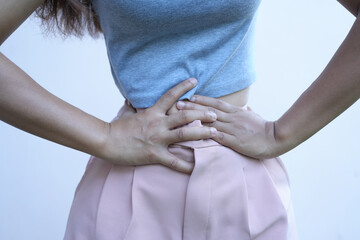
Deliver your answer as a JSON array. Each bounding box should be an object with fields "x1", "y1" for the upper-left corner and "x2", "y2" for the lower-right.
[
  {"x1": 338, "y1": 0, "x2": 360, "y2": 17},
  {"x1": 0, "y1": 30, "x2": 5, "y2": 47},
  {"x1": 349, "y1": 3, "x2": 360, "y2": 17},
  {"x1": 0, "y1": 27, "x2": 10, "y2": 47},
  {"x1": 0, "y1": 38, "x2": 5, "y2": 47},
  {"x1": 355, "y1": 2, "x2": 360, "y2": 17}
]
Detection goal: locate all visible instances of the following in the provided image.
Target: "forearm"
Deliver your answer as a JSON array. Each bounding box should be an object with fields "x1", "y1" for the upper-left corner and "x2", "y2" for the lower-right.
[
  {"x1": 0, "y1": 52, "x2": 109, "y2": 158},
  {"x1": 274, "y1": 14, "x2": 360, "y2": 154}
]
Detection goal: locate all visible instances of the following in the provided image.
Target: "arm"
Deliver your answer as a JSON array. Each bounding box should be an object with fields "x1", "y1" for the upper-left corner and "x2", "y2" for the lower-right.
[
  {"x1": 274, "y1": 1, "x2": 360, "y2": 155},
  {"x1": 0, "y1": 52, "x2": 110, "y2": 158},
  {"x1": 0, "y1": 0, "x2": 109, "y2": 157},
  {"x1": 0, "y1": 0, "x2": 44, "y2": 45},
  {"x1": 176, "y1": 1, "x2": 360, "y2": 159},
  {"x1": 0, "y1": 0, "x2": 216, "y2": 173}
]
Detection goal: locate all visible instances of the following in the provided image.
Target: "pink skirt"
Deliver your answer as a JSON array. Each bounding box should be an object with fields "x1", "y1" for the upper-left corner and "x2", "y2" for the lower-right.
[{"x1": 64, "y1": 101, "x2": 298, "y2": 240}]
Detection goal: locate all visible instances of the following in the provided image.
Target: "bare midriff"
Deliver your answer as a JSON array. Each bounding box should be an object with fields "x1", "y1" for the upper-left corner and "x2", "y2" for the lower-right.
[
  {"x1": 166, "y1": 87, "x2": 250, "y2": 114},
  {"x1": 214, "y1": 87, "x2": 249, "y2": 108}
]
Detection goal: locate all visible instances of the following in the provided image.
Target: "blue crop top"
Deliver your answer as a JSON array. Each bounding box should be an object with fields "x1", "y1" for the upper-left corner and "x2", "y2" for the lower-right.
[{"x1": 91, "y1": 0, "x2": 261, "y2": 108}]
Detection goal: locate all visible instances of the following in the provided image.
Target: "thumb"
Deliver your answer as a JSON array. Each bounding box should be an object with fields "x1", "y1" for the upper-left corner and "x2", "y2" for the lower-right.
[{"x1": 160, "y1": 151, "x2": 194, "y2": 174}]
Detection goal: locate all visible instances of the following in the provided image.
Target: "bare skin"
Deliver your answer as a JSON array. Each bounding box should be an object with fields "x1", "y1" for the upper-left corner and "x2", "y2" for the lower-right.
[
  {"x1": 175, "y1": 0, "x2": 360, "y2": 159},
  {"x1": 0, "y1": 0, "x2": 217, "y2": 174},
  {"x1": 166, "y1": 86, "x2": 249, "y2": 115},
  {"x1": 1, "y1": 0, "x2": 359, "y2": 175}
]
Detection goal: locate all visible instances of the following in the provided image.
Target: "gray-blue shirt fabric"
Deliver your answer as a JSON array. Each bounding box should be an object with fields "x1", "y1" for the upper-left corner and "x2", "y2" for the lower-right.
[{"x1": 91, "y1": 0, "x2": 261, "y2": 108}]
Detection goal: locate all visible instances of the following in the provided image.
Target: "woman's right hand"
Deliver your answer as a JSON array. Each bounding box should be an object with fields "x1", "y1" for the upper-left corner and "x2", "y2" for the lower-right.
[{"x1": 101, "y1": 78, "x2": 218, "y2": 174}]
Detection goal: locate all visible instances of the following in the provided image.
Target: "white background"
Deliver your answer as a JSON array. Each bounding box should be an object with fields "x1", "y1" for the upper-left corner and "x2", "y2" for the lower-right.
[{"x1": 1, "y1": 1, "x2": 359, "y2": 239}]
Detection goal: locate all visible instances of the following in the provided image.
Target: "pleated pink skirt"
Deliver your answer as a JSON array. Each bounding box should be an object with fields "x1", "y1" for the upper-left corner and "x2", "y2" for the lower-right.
[{"x1": 64, "y1": 101, "x2": 298, "y2": 240}]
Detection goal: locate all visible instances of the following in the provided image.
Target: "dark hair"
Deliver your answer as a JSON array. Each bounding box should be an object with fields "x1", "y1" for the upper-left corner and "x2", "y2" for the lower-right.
[{"x1": 35, "y1": 0, "x2": 102, "y2": 38}]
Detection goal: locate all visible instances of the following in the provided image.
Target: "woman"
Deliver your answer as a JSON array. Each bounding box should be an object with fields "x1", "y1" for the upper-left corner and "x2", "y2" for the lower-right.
[{"x1": 1, "y1": 1, "x2": 359, "y2": 240}]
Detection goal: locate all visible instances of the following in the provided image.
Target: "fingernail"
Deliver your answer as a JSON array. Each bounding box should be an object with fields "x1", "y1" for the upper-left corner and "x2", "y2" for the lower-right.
[
  {"x1": 208, "y1": 111, "x2": 217, "y2": 120},
  {"x1": 210, "y1": 127, "x2": 217, "y2": 137},
  {"x1": 190, "y1": 96, "x2": 196, "y2": 102},
  {"x1": 177, "y1": 101, "x2": 185, "y2": 109},
  {"x1": 189, "y1": 78, "x2": 197, "y2": 85}
]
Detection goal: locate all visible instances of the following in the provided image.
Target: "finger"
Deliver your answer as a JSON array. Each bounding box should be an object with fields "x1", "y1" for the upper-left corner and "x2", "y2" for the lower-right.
[
  {"x1": 154, "y1": 78, "x2": 197, "y2": 113},
  {"x1": 166, "y1": 101, "x2": 179, "y2": 115},
  {"x1": 189, "y1": 95, "x2": 238, "y2": 113},
  {"x1": 158, "y1": 151, "x2": 194, "y2": 174},
  {"x1": 211, "y1": 130, "x2": 238, "y2": 150},
  {"x1": 166, "y1": 126, "x2": 217, "y2": 143},
  {"x1": 176, "y1": 101, "x2": 229, "y2": 122},
  {"x1": 167, "y1": 110, "x2": 217, "y2": 129},
  {"x1": 203, "y1": 120, "x2": 234, "y2": 134}
]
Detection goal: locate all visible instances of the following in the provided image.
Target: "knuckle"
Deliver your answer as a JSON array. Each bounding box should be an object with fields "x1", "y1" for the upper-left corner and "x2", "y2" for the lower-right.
[
  {"x1": 185, "y1": 79, "x2": 194, "y2": 88},
  {"x1": 165, "y1": 89, "x2": 176, "y2": 99},
  {"x1": 170, "y1": 158, "x2": 178, "y2": 169},
  {"x1": 148, "y1": 119, "x2": 160, "y2": 129},
  {"x1": 145, "y1": 148, "x2": 157, "y2": 163},
  {"x1": 238, "y1": 138, "x2": 247, "y2": 146},
  {"x1": 187, "y1": 102, "x2": 197, "y2": 109},
  {"x1": 177, "y1": 128, "x2": 185, "y2": 140},
  {"x1": 148, "y1": 133, "x2": 162, "y2": 144},
  {"x1": 215, "y1": 99, "x2": 224, "y2": 108},
  {"x1": 202, "y1": 111, "x2": 208, "y2": 118},
  {"x1": 205, "y1": 111, "x2": 216, "y2": 120},
  {"x1": 217, "y1": 132, "x2": 225, "y2": 140},
  {"x1": 207, "y1": 107, "x2": 216, "y2": 112},
  {"x1": 179, "y1": 111, "x2": 189, "y2": 122}
]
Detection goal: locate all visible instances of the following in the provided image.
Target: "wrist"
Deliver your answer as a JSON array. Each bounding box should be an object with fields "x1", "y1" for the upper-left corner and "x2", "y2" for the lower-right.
[
  {"x1": 259, "y1": 120, "x2": 284, "y2": 159},
  {"x1": 271, "y1": 119, "x2": 298, "y2": 157},
  {"x1": 92, "y1": 121, "x2": 113, "y2": 160}
]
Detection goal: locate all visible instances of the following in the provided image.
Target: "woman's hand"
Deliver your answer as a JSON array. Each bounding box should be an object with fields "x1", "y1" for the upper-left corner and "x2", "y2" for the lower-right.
[
  {"x1": 176, "y1": 95, "x2": 282, "y2": 160},
  {"x1": 101, "y1": 79, "x2": 218, "y2": 174}
]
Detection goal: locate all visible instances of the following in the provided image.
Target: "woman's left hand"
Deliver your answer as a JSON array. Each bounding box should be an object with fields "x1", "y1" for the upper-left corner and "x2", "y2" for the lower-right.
[{"x1": 176, "y1": 95, "x2": 282, "y2": 159}]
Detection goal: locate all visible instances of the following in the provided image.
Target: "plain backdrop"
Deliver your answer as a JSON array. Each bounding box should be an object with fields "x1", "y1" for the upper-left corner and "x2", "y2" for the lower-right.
[{"x1": 1, "y1": 1, "x2": 359, "y2": 239}]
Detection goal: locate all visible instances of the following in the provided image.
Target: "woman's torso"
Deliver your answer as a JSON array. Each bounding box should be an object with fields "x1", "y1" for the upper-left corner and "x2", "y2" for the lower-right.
[{"x1": 91, "y1": 0, "x2": 261, "y2": 109}]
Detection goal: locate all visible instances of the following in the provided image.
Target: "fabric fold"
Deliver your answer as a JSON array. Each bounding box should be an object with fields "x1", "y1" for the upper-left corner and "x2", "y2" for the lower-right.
[{"x1": 64, "y1": 102, "x2": 297, "y2": 240}]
